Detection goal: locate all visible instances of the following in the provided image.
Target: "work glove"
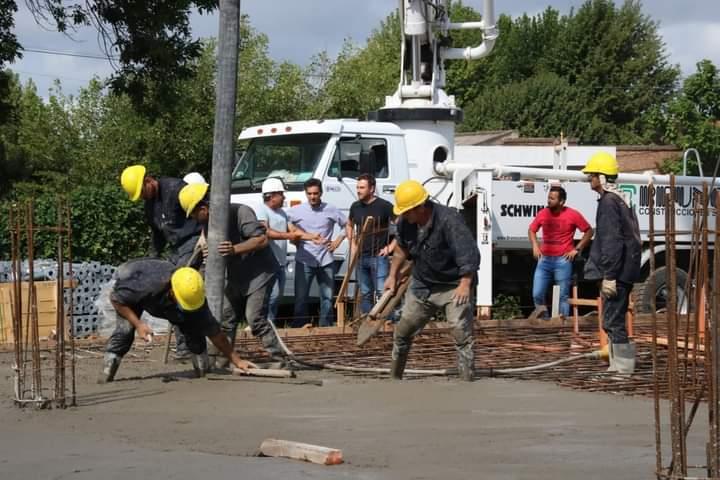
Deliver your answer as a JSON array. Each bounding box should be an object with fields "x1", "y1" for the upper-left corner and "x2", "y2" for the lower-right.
[{"x1": 601, "y1": 278, "x2": 617, "y2": 298}]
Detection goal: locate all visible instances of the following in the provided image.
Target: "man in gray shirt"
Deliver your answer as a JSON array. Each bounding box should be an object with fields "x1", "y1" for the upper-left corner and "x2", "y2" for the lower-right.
[
  {"x1": 179, "y1": 183, "x2": 286, "y2": 366},
  {"x1": 256, "y1": 177, "x2": 320, "y2": 325},
  {"x1": 287, "y1": 178, "x2": 347, "y2": 327}
]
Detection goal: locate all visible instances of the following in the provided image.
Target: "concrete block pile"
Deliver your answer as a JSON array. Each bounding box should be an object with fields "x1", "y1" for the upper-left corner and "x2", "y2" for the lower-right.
[{"x1": 0, "y1": 260, "x2": 116, "y2": 338}]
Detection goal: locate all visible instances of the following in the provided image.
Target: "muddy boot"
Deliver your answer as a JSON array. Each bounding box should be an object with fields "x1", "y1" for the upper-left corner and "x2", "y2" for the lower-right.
[
  {"x1": 457, "y1": 356, "x2": 475, "y2": 382},
  {"x1": 390, "y1": 351, "x2": 408, "y2": 380},
  {"x1": 191, "y1": 352, "x2": 210, "y2": 378},
  {"x1": 613, "y1": 342, "x2": 636, "y2": 375},
  {"x1": 98, "y1": 353, "x2": 121, "y2": 384},
  {"x1": 606, "y1": 343, "x2": 617, "y2": 373}
]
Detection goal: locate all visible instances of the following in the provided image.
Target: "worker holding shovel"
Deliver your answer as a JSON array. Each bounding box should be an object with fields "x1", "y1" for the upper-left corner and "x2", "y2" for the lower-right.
[{"x1": 384, "y1": 180, "x2": 480, "y2": 381}]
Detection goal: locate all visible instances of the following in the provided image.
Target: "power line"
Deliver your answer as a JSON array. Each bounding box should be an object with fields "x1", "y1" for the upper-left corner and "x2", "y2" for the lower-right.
[{"x1": 22, "y1": 47, "x2": 117, "y2": 61}]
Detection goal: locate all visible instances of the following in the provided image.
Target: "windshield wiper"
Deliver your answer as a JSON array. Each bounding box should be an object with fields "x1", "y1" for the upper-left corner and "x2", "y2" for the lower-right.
[{"x1": 232, "y1": 175, "x2": 255, "y2": 190}]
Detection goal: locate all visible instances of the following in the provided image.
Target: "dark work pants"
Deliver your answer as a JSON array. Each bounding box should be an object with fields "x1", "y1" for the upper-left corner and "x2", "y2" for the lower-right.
[
  {"x1": 602, "y1": 280, "x2": 632, "y2": 344},
  {"x1": 105, "y1": 312, "x2": 206, "y2": 357}
]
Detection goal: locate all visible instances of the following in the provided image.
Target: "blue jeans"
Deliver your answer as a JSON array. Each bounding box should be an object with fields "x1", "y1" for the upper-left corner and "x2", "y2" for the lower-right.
[
  {"x1": 293, "y1": 261, "x2": 335, "y2": 327},
  {"x1": 532, "y1": 256, "x2": 573, "y2": 317},
  {"x1": 267, "y1": 267, "x2": 286, "y2": 325},
  {"x1": 358, "y1": 255, "x2": 389, "y2": 314}
]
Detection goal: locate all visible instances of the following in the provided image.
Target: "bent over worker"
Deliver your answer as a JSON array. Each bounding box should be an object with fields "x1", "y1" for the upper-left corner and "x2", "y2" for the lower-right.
[
  {"x1": 385, "y1": 180, "x2": 480, "y2": 381},
  {"x1": 120, "y1": 165, "x2": 203, "y2": 359},
  {"x1": 99, "y1": 260, "x2": 255, "y2": 383},
  {"x1": 583, "y1": 152, "x2": 641, "y2": 374},
  {"x1": 179, "y1": 183, "x2": 287, "y2": 367}
]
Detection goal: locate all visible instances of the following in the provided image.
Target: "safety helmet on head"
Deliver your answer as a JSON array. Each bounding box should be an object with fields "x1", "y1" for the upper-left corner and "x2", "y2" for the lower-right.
[
  {"x1": 120, "y1": 165, "x2": 146, "y2": 202},
  {"x1": 171, "y1": 267, "x2": 205, "y2": 312},
  {"x1": 183, "y1": 172, "x2": 207, "y2": 185},
  {"x1": 582, "y1": 152, "x2": 619, "y2": 176},
  {"x1": 178, "y1": 183, "x2": 209, "y2": 217},
  {"x1": 393, "y1": 180, "x2": 429, "y2": 215},
  {"x1": 262, "y1": 177, "x2": 286, "y2": 194}
]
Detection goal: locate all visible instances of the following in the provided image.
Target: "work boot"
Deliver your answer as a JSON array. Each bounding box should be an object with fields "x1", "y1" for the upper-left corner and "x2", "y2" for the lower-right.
[
  {"x1": 390, "y1": 352, "x2": 408, "y2": 380},
  {"x1": 191, "y1": 352, "x2": 210, "y2": 378},
  {"x1": 528, "y1": 305, "x2": 547, "y2": 322},
  {"x1": 612, "y1": 342, "x2": 636, "y2": 375},
  {"x1": 606, "y1": 343, "x2": 617, "y2": 373},
  {"x1": 98, "y1": 353, "x2": 121, "y2": 384},
  {"x1": 457, "y1": 356, "x2": 475, "y2": 382}
]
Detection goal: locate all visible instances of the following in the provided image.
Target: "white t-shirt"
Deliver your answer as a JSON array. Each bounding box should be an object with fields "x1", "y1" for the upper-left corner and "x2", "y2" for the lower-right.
[{"x1": 257, "y1": 203, "x2": 289, "y2": 266}]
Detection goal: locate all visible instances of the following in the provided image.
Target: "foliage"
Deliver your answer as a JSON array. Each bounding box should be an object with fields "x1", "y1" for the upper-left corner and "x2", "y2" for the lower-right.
[
  {"x1": 492, "y1": 294, "x2": 522, "y2": 320},
  {"x1": 0, "y1": 184, "x2": 148, "y2": 264},
  {"x1": 660, "y1": 60, "x2": 720, "y2": 174}
]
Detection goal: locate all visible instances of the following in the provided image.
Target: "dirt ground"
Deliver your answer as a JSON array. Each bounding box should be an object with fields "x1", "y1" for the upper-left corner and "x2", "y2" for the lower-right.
[{"x1": 0, "y1": 345, "x2": 708, "y2": 480}]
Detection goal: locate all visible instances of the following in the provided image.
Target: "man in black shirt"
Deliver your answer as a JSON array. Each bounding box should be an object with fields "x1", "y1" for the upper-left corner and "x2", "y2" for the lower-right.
[
  {"x1": 346, "y1": 174, "x2": 396, "y2": 315},
  {"x1": 100, "y1": 259, "x2": 256, "y2": 383},
  {"x1": 120, "y1": 165, "x2": 203, "y2": 358},
  {"x1": 385, "y1": 180, "x2": 480, "y2": 381}
]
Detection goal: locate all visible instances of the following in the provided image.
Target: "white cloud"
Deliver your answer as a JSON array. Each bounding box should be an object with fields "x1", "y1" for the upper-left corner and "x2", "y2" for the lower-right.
[{"x1": 660, "y1": 22, "x2": 720, "y2": 76}]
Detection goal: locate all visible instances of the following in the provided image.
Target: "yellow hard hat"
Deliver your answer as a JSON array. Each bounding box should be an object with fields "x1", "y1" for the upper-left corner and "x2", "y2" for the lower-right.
[
  {"x1": 582, "y1": 152, "x2": 619, "y2": 176},
  {"x1": 171, "y1": 267, "x2": 205, "y2": 312},
  {"x1": 178, "y1": 183, "x2": 209, "y2": 217},
  {"x1": 120, "y1": 165, "x2": 146, "y2": 202},
  {"x1": 393, "y1": 180, "x2": 429, "y2": 215}
]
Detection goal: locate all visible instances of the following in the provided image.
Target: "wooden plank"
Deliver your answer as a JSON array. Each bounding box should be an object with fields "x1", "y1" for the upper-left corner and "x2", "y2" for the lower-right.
[
  {"x1": 259, "y1": 438, "x2": 343, "y2": 465},
  {"x1": 232, "y1": 367, "x2": 295, "y2": 378}
]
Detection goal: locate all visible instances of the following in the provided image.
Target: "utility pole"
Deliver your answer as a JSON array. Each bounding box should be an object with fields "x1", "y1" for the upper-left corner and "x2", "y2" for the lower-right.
[{"x1": 206, "y1": 0, "x2": 241, "y2": 324}]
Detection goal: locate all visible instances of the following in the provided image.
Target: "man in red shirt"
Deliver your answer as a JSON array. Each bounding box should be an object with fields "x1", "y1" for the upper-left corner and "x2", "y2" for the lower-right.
[{"x1": 528, "y1": 186, "x2": 593, "y2": 319}]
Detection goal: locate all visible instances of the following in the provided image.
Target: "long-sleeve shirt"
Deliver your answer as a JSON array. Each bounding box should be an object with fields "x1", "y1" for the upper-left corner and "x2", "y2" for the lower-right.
[
  {"x1": 396, "y1": 203, "x2": 480, "y2": 289},
  {"x1": 143, "y1": 177, "x2": 202, "y2": 263}
]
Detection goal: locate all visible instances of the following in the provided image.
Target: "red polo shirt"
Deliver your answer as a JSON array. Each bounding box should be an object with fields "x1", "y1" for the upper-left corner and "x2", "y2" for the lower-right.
[{"x1": 529, "y1": 207, "x2": 591, "y2": 257}]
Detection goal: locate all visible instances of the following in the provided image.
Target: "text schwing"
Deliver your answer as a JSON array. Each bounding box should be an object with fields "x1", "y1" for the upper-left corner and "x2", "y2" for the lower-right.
[{"x1": 490, "y1": 181, "x2": 714, "y2": 245}]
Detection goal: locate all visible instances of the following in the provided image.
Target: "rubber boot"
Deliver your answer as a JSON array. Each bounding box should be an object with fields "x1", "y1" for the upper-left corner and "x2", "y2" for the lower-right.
[
  {"x1": 191, "y1": 352, "x2": 210, "y2": 378},
  {"x1": 606, "y1": 343, "x2": 617, "y2": 373},
  {"x1": 457, "y1": 356, "x2": 475, "y2": 382},
  {"x1": 390, "y1": 352, "x2": 409, "y2": 380},
  {"x1": 98, "y1": 353, "x2": 121, "y2": 384},
  {"x1": 612, "y1": 342, "x2": 636, "y2": 375}
]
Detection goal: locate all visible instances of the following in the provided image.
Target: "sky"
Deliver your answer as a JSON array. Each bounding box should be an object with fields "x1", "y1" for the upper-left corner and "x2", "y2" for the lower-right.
[{"x1": 8, "y1": 0, "x2": 720, "y2": 98}]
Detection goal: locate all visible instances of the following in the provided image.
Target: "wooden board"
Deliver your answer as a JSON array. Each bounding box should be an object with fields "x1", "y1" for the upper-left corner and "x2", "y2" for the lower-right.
[
  {"x1": 0, "y1": 280, "x2": 73, "y2": 344},
  {"x1": 259, "y1": 438, "x2": 343, "y2": 465}
]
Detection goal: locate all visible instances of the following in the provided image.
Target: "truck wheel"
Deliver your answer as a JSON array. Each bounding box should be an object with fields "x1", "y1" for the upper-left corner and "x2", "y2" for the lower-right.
[{"x1": 635, "y1": 266, "x2": 690, "y2": 314}]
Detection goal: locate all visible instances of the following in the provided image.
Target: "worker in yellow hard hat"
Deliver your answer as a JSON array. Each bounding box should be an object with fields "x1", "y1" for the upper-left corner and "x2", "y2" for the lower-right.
[
  {"x1": 385, "y1": 180, "x2": 480, "y2": 381},
  {"x1": 179, "y1": 183, "x2": 289, "y2": 369},
  {"x1": 99, "y1": 259, "x2": 257, "y2": 383},
  {"x1": 583, "y1": 151, "x2": 641, "y2": 375},
  {"x1": 120, "y1": 165, "x2": 204, "y2": 360}
]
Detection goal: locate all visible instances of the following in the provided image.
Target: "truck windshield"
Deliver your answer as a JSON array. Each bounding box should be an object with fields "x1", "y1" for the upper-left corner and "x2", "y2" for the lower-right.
[{"x1": 232, "y1": 133, "x2": 331, "y2": 192}]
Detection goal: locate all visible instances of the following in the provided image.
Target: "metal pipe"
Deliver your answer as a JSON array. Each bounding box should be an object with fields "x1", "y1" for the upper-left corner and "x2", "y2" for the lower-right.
[
  {"x1": 683, "y1": 148, "x2": 703, "y2": 177},
  {"x1": 440, "y1": 0, "x2": 497, "y2": 61}
]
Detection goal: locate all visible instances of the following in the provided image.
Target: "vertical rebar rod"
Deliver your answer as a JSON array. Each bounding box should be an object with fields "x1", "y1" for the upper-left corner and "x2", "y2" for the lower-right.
[
  {"x1": 66, "y1": 200, "x2": 76, "y2": 407},
  {"x1": 710, "y1": 190, "x2": 720, "y2": 475},
  {"x1": 26, "y1": 200, "x2": 43, "y2": 401},
  {"x1": 55, "y1": 200, "x2": 66, "y2": 408},
  {"x1": 9, "y1": 205, "x2": 24, "y2": 402},
  {"x1": 649, "y1": 183, "x2": 662, "y2": 475},
  {"x1": 667, "y1": 178, "x2": 687, "y2": 475}
]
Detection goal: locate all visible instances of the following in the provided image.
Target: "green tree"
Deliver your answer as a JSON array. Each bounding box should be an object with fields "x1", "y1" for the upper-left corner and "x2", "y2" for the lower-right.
[{"x1": 661, "y1": 60, "x2": 720, "y2": 174}]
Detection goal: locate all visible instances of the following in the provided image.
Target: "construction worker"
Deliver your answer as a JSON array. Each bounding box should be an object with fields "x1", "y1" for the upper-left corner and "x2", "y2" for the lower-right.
[
  {"x1": 385, "y1": 180, "x2": 480, "y2": 381},
  {"x1": 120, "y1": 165, "x2": 203, "y2": 359},
  {"x1": 99, "y1": 261, "x2": 256, "y2": 383},
  {"x1": 178, "y1": 183, "x2": 287, "y2": 366},
  {"x1": 583, "y1": 152, "x2": 641, "y2": 374},
  {"x1": 256, "y1": 177, "x2": 320, "y2": 325},
  {"x1": 528, "y1": 186, "x2": 593, "y2": 320},
  {"x1": 346, "y1": 173, "x2": 397, "y2": 316}
]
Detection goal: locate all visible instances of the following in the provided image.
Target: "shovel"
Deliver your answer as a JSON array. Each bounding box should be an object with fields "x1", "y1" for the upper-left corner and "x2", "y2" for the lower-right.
[{"x1": 356, "y1": 262, "x2": 413, "y2": 346}]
